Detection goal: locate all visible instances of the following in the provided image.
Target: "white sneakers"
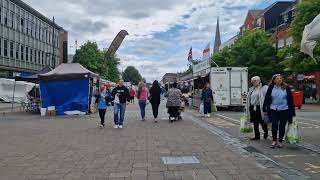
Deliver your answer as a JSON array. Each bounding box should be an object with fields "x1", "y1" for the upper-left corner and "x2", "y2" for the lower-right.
[
  {"x1": 119, "y1": 125, "x2": 123, "y2": 129},
  {"x1": 114, "y1": 125, "x2": 119, "y2": 129}
]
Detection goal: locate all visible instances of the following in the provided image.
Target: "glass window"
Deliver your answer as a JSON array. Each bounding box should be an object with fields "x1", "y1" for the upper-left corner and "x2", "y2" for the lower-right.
[
  {"x1": 30, "y1": 48, "x2": 33, "y2": 62},
  {"x1": 34, "y1": 49, "x2": 36, "y2": 62},
  {"x1": 21, "y1": 45, "x2": 24, "y2": 60},
  {"x1": 41, "y1": 51, "x2": 44, "y2": 64},
  {"x1": 16, "y1": 15, "x2": 20, "y2": 31},
  {"x1": 25, "y1": 47, "x2": 28, "y2": 61},
  {"x1": 10, "y1": 11, "x2": 14, "y2": 28},
  {"x1": 16, "y1": 43, "x2": 19, "y2": 59},
  {"x1": 4, "y1": 39, "x2": 8, "y2": 57},
  {"x1": 4, "y1": 8, "x2": 8, "y2": 26},
  {"x1": 0, "y1": 38, "x2": 2, "y2": 56},
  {"x1": 0, "y1": 7, "x2": 2, "y2": 24},
  {"x1": 10, "y1": 41, "x2": 13, "y2": 58},
  {"x1": 38, "y1": 51, "x2": 40, "y2": 63}
]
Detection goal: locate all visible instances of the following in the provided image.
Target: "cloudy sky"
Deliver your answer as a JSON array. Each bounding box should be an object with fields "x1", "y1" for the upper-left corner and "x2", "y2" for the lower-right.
[{"x1": 24, "y1": 0, "x2": 291, "y2": 82}]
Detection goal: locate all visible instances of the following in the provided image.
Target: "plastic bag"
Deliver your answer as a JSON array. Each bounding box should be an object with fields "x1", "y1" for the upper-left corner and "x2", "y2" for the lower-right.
[
  {"x1": 285, "y1": 118, "x2": 303, "y2": 144},
  {"x1": 263, "y1": 114, "x2": 271, "y2": 124},
  {"x1": 199, "y1": 103, "x2": 204, "y2": 114},
  {"x1": 240, "y1": 114, "x2": 253, "y2": 133},
  {"x1": 211, "y1": 103, "x2": 217, "y2": 112}
]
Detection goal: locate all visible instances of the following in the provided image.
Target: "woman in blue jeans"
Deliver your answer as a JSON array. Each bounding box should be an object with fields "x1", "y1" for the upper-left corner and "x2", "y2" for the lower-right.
[
  {"x1": 137, "y1": 81, "x2": 149, "y2": 121},
  {"x1": 201, "y1": 82, "x2": 214, "y2": 118},
  {"x1": 263, "y1": 74, "x2": 295, "y2": 148}
]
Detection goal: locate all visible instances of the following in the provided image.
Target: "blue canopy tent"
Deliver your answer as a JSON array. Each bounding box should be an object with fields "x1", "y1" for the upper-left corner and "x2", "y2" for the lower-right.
[{"x1": 38, "y1": 63, "x2": 99, "y2": 115}]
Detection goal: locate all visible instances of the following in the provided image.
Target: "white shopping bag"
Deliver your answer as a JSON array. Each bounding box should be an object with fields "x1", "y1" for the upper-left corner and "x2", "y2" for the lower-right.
[
  {"x1": 285, "y1": 117, "x2": 303, "y2": 144},
  {"x1": 240, "y1": 114, "x2": 253, "y2": 133},
  {"x1": 114, "y1": 94, "x2": 120, "y2": 104},
  {"x1": 199, "y1": 103, "x2": 204, "y2": 114}
]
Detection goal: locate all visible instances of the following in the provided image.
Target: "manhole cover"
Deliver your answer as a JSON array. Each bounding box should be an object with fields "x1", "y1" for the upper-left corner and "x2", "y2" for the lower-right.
[{"x1": 162, "y1": 156, "x2": 200, "y2": 165}]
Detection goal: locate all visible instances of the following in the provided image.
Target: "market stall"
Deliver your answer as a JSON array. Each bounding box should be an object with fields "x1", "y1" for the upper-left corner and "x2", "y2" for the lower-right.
[
  {"x1": 192, "y1": 60, "x2": 211, "y2": 108},
  {"x1": 38, "y1": 63, "x2": 99, "y2": 116}
]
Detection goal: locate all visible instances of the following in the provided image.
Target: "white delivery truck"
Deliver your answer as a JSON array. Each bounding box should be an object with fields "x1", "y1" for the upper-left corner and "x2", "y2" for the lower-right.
[{"x1": 210, "y1": 67, "x2": 248, "y2": 109}]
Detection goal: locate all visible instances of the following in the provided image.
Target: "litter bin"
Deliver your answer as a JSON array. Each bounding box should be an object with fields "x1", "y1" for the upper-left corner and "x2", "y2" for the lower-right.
[{"x1": 292, "y1": 91, "x2": 303, "y2": 109}]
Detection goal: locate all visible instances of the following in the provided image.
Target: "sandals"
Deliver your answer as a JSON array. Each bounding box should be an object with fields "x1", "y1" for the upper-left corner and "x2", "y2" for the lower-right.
[{"x1": 270, "y1": 142, "x2": 277, "y2": 149}]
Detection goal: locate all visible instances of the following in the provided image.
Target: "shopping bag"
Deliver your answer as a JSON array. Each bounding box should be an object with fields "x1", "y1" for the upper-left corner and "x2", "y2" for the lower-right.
[
  {"x1": 199, "y1": 103, "x2": 204, "y2": 114},
  {"x1": 211, "y1": 103, "x2": 217, "y2": 112},
  {"x1": 285, "y1": 118, "x2": 303, "y2": 144},
  {"x1": 263, "y1": 114, "x2": 271, "y2": 124},
  {"x1": 240, "y1": 114, "x2": 253, "y2": 133},
  {"x1": 90, "y1": 103, "x2": 97, "y2": 113}
]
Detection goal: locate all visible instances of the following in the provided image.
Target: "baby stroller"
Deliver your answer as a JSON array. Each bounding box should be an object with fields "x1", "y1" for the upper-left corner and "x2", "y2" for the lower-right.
[{"x1": 167, "y1": 101, "x2": 185, "y2": 123}]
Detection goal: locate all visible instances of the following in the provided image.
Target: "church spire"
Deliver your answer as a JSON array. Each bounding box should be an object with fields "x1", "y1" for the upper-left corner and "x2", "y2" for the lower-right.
[{"x1": 213, "y1": 17, "x2": 221, "y2": 54}]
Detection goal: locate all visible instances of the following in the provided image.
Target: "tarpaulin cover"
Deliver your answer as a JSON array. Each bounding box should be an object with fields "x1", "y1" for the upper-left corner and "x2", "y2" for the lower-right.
[
  {"x1": 40, "y1": 79, "x2": 89, "y2": 115},
  {"x1": 0, "y1": 78, "x2": 34, "y2": 102}
]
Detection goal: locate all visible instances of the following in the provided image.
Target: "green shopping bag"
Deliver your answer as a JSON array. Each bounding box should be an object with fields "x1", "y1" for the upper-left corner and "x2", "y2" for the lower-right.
[
  {"x1": 211, "y1": 103, "x2": 217, "y2": 112},
  {"x1": 240, "y1": 114, "x2": 253, "y2": 133}
]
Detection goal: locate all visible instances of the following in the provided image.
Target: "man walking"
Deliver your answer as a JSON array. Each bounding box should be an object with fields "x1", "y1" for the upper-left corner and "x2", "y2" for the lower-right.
[{"x1": 111, "y1": 79, "x2": 130, "y2": 129}]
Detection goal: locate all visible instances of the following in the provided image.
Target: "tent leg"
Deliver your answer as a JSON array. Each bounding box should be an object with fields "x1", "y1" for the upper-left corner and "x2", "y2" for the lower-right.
[{"x1": 11, "y1": 80, "x2": 16, "y2": 112}]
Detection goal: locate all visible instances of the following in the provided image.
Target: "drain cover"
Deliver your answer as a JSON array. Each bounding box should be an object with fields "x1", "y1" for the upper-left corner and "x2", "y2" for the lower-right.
[{"x1": 162, "y1": 156, "x2": 200, "y2": 165}]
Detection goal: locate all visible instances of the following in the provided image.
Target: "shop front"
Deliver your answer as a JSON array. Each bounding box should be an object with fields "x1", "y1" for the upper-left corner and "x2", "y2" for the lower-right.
[
  {"x1": 192, "y1": 60, "x2": 211, "y2": 108},
  {"x1": 291, "y1": 72, "x2": 320, "y2": 104}
]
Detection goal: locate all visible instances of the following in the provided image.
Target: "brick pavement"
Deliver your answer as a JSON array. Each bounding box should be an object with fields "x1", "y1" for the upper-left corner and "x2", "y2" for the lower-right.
[{"x1": 0, "y1": 103, "x2": 284, "y2": 180}]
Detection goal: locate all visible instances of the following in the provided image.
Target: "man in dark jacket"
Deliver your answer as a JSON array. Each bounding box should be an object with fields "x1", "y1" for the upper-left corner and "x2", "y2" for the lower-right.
[{"x1": 111, "y1": 79, "x2": 130, "y2": 129}]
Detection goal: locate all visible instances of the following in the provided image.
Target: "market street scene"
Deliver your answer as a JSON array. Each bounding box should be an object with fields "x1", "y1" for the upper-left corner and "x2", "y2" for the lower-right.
[{"x1": 1, "y1": 0, "x2": 320, "y2": 179}]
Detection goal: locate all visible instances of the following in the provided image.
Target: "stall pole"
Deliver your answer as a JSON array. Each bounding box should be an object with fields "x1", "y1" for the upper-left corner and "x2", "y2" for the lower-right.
[{"x1": 11, "y1": 80, "x2": 17, "y2": 112}]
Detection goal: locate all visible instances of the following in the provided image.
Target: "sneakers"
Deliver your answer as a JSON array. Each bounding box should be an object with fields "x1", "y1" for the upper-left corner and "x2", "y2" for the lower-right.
[
  {"x1": 154, "y1": 118, "x2": 158, "y2": 123},
  {"x1": 119, "y1": 125, "x2": 123, "y2": 129},
  {"x1": 114, "y1": 125, "x2": 119, "y2": 129},
  {"x1": 100, "y1": 124, "x2": 104, "y2": 128},
  {"x1": 206, "y1": 114, "x2": 211, "y2": 118}
]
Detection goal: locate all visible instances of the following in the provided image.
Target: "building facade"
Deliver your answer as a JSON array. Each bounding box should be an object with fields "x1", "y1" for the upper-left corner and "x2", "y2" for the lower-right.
[{"x1": 0, "y1": 0, "x2": 67, "y2": 78}]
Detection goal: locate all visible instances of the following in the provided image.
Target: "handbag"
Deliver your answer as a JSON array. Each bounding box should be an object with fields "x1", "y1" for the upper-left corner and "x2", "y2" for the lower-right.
[{"x1": 211, "y1": 103, "x2": 217, "y2": 112}]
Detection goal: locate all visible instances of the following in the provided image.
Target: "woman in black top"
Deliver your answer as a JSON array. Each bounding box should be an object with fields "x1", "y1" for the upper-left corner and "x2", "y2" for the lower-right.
[{"x1": 149, "y1": 80, "x2": 162, "y2": 123}]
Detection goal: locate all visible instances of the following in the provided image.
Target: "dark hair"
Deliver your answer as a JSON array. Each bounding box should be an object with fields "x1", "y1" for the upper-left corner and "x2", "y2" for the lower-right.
[
  {"x1": 269, "y1": 74, "x2": 287, "y2": 89},
  {"x1": 172, "y1": 82, "x2": 178, "y2": 88},
  {"x1": 152, "y1": 80, "x2": 160, "y2": 88}
]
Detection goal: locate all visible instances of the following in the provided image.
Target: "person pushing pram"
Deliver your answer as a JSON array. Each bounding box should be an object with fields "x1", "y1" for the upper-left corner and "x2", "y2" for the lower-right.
[{"x1": 165, "y1": 82, "x2": 184, "y2": 123}]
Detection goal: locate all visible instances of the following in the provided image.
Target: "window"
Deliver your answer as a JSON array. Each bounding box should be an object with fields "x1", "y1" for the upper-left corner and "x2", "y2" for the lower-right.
[
  {"x1": 0, "y1": 39, "x2": 2, "y2": 56},
  {"x1": 10, "y1": 11, "x2": 14, "y2": 28},
  {"x1": 21, "y1": 18, "x2": 24, "y2": 26},
  {"x1": 31, "y1": 22, "x2": 34, "y2": 37},
  {"x1": 34, "y1": 49, "x2": 36, "y2": 62},
  {"x1": 25, "y1": 47, "x2": 28, "y2": 61},
  {"x1": 30, "y1": 48, "x2": 33, "y2": 62},
  {"x1": 35, "y1": 24, "x2": 37, "y2": 39},
  {"x1": 38, "y1": 51, "x2": 40, "y2": 63},
  {"x1": 16, "y1": 43, "x2": 19, "y2": 59},
  {"x1": 4, "y1": 39, "x2": 8, "y2": 57},
  {"x1": 10, "y1": 41, "x2": 13, "y2": 58},
  {"x1": 41, "y1": 51, "x2": 44, "y2": 64},
  {"x1": 21, "y1": 45, "x2": 24, "y2": 60},
  {"x1": 4, "y1": 9, "x2": 8, "y2": 26},
  {"x1": 0, "y1": 7, "x2": 2, "y2": 24}
]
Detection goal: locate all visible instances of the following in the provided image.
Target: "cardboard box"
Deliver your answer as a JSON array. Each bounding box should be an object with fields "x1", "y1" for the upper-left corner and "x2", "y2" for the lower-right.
[{"x1": 47, "y1": 110, "x2": 56, "y2": 116}]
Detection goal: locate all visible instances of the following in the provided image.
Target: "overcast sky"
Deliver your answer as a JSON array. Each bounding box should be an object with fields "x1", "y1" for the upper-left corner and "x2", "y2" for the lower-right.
[{"x1": 24, "y1": 0, "x2": 291, "y2": 82}]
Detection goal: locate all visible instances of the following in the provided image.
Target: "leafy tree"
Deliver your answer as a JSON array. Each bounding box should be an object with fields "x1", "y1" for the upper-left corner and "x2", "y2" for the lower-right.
[
  {"x1": 279, "y1": 0, "x2": 320, "y2": 72},
  {"x1": 212, "y1": 30, "x2": 281, "y2": 81},
  {"x1": 73, "y1": 41, "x2": 120, "y2": 82},
  {"x1": 122, "y1": 66, "x2": 142, "y2": 85}
]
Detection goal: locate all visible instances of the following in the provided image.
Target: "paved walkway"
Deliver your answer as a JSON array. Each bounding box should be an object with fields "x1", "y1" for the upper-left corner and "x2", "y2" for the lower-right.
[{"x1": 0, "y1": 103, "x2": 283, "y2": 180}]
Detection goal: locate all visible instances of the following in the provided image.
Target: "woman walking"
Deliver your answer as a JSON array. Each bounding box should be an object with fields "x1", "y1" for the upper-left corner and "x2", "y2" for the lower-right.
[
  {"x1": 137, "y1": 81, "x2": 149, "y2": 121},
  {"x1": 149, "y1": 80, "x2": 161, "y2": 123},
  {"x1": 95, "y1": 84, "x2": 112, "y2": 128},
  {"x1": 247, "y1": 76, "x2": 268, "y2": 140},
  {"x1": 263, "y1": 74, "x2": 295, "y2": 148},
  {"x1": 201, "y1": 82, "x2": 214, "y2": 118}
]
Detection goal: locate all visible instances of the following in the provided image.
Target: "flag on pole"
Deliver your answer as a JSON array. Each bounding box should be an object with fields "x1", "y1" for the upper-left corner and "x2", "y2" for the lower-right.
[
  {"x1": 203, "y1": 43, "x2": 211, "y2": 61},
  {"x1": 188, "y1": 47, "x2": 193, "y2": 62}
]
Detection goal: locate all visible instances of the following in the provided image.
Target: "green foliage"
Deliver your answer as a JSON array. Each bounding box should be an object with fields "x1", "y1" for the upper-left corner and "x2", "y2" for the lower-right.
[
  {"x1": 122, "y1": 66, "x2": 142, "y2": 85},
  {"x1": 212, "y1": 30, "x2": 281, "y2": 81},
  {"x1": 73, "y1": 41, "x2": 120, "y2": 82},
  {"x1": 279, "y1": 0, "x2": 320, "y2": 72}
]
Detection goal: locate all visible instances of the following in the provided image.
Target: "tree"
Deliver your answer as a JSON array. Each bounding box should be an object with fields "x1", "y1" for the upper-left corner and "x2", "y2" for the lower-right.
[
  {"x1": 212, "y1": 30, "x2": 281, "y2": 81},
  {"x1": 73, "y1": 41, "x2": 121, "y2": 82},
  {"x1": 122, "y1": 66, "x2": 142, "y2": 85},
  {"x1": 279, "y1": 0, "x2": 320, "y2": 72}
]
